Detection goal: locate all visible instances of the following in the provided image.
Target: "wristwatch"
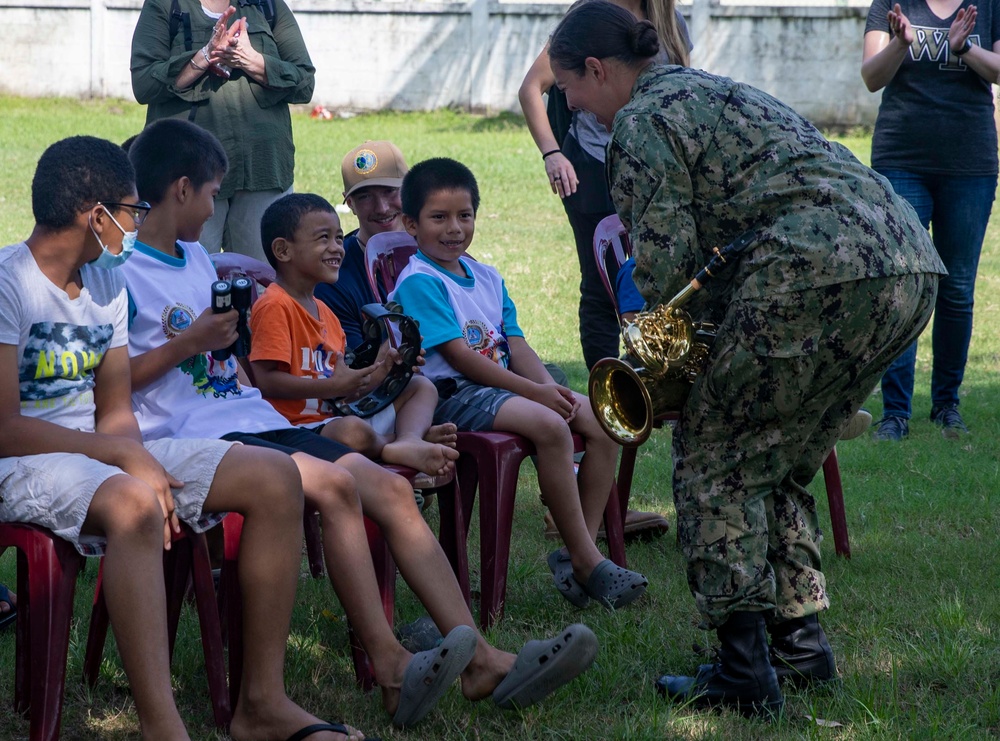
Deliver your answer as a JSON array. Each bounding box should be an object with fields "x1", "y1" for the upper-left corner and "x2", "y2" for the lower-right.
[{"x1": 954, "y1": 38, "x2": 973, "y2": 56}]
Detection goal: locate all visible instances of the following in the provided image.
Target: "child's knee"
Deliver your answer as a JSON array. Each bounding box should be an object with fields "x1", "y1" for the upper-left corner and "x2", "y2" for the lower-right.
[
  {"x1": 92, "y1": 476, "x2": 163, "y2": 541},
  {"x1": 330, "y1": 416, "x2": 379, "y2": 451},
  {"x1": 309, "y1": 462, "x2": 361, "y2": 516}
]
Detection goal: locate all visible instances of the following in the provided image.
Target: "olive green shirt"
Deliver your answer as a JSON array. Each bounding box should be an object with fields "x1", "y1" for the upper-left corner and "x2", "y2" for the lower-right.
[
  {"x1": 607, "y1": 65, "x2": 946, "y2": 310},
  {"x1": 131, "y1": 0, "x2": 315, "y2": 199}
]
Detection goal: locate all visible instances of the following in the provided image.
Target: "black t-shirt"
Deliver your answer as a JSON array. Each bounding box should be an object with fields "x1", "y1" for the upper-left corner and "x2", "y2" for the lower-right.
[{"x1": 866, "y1": 0, "x2": 1000, "y2": 175}]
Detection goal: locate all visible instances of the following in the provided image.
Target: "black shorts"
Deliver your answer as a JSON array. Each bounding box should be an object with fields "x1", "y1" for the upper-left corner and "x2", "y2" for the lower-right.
[{"x1": 222, "y1": 427, "x2": 354, "y2": 463}]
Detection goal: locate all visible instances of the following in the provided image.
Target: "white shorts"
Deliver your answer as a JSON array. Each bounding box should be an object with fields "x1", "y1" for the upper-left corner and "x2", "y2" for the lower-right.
[
  {"x1": 0, "y1": 437, "x2": 234, "y2": 556},
  {"x1": 369, "y1": 405, "x2": 397, "y2": 437}
]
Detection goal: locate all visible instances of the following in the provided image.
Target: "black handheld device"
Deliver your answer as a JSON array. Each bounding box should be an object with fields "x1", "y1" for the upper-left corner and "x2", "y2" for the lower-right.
[{"x1": 211, "y1": 280, "x2": 233, "y2": 361}]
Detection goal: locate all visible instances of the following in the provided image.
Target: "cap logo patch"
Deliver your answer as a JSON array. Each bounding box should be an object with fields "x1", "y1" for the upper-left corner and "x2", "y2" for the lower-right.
[{"x1": 354, "y1": 149, "x2": 378, "y2": 175}]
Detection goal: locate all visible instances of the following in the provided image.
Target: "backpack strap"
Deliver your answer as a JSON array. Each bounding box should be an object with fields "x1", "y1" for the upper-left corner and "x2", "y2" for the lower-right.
[
  {"x1": 237, "y1": 0, "x2": 276, "y2": 29},
  {"x1": 169, "y1": 0, "x2": 194, "y2": 51}
]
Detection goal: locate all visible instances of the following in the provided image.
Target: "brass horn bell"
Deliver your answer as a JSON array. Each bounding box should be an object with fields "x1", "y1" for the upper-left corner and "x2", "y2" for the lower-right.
[{"x1": 588, "y1": 303, "x2": 712, "y2": 447}]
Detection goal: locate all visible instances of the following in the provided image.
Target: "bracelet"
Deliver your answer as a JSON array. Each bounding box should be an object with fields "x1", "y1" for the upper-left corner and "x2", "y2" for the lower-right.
[
  {"x1": 201, "y1": 46, "x2": 213, "y2": 65},
  {"x1": 190, "y1": 56, "x2": 208, "y2": 71},
  {"x1": 542, "y1": 148, "x2": 561, "y2": 160},
  {"x1": 954, "y1": 38, "x2": 972, "y2": 56}
]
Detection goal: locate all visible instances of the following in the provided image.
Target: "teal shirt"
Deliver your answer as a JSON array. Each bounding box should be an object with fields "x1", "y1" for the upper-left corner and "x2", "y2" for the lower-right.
[{"x1": 131, "y1": 0, "x2": 315, "y2": 199}]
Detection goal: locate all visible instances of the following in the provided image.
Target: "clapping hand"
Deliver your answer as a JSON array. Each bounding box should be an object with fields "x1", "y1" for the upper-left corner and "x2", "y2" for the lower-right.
[
  {"x1": 950, "y1": 5, "x2": 977, "y2": 53},
  {"x1": 887, "y1": 3, "x2": 915, "y2": 46}
]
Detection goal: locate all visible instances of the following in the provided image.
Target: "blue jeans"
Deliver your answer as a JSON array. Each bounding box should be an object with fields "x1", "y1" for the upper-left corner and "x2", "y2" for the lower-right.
[{"x1": 876, "y1": 169, "x2": 996, "y2": 418}]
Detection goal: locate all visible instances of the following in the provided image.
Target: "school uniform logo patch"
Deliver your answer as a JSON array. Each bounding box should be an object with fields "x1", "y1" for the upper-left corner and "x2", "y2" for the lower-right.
[{"x1": 162, "y1": 303, "x2": 196, "y2": 339}]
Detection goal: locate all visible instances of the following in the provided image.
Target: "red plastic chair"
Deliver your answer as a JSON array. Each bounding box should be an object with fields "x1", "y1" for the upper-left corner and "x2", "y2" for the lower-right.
[
  {"x1": 594, "y1": 215, "x2": 851, "y2": 558},
  {"x1": 82, "y1": 524, "x2": 231, "y2": 729},
  {"x1": 0, "y1": 523, "x2": 84, "y2": 741},
  {"x1": 366, "y1": 233, "x2": 628, "y2": 628}
]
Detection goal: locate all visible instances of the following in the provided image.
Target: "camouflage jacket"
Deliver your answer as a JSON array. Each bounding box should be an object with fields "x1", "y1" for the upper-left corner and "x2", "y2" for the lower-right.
[{"x1": 607, "y1": 65, "x2": 947, "y2": 310}]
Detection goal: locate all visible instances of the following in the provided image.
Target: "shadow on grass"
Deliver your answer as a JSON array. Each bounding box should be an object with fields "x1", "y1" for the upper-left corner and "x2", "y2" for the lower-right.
[{"x1": 470, "y1": 111, "x2": 528, "y2": 133}]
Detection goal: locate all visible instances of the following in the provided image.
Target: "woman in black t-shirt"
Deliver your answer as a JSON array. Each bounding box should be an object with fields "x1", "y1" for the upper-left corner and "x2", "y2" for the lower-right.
[{"x1": 862, "y1": 0, "x2": 1000, "y2": 440}]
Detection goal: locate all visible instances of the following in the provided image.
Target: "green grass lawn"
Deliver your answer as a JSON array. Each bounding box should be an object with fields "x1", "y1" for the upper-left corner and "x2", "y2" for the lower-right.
[{"x1": 1, "y1": 96, "x2": 1000, "y2": 740}]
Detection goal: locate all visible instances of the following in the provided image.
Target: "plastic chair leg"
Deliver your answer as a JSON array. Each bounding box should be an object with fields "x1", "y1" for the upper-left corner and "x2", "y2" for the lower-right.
[
  {"x1": 8, "y1": 527, "x2": 83, "y2": 741},
  {"x1": 822, "y1": 447, "x2": 851, "y2": 558},
  {"x1": 437, "y1": 473, "x2": 471, "y2": 608},
  {"x1": 188, "y1": 530, "x2": 232, "y2": 728},
  {"x1": 303, "y1": 510, "x2": 325, "y2": 579},
  {"x1": 219, "y1": 514, "x2": 245, "y2": 712},
  {"x1": 603, "y1": 480, "x2": 627, "y2": 568},
  {"x1": 474, "y1": 441, "x2": 531, "y2": 630},
  {"x1": 348, "y1": 517, "x2": 396, "y2": 690}
]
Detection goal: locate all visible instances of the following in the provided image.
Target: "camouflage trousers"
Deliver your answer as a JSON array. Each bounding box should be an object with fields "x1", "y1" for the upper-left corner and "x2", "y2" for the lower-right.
[{"x1": 673, "y1": 272, "x2": 938, "y2": 627}]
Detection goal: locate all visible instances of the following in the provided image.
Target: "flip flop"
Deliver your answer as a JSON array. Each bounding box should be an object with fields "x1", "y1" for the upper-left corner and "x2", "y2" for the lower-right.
[
  {"x1": 492, "y1": 623, "x2": 599, "y2": 710},
  {"x1": 0, "y1": 584, "x2": 16, "y2": 632},
  {"x1": 547, "y1": 550, "x2": 590, "y2": 608},
  {"x1": 285, "y1": 722, "x2": 379, "y2": 741},
  {"x1": 392, "y1": 624, "x2": 478, "y2": 728},
  {"x1": 582, "y1": 559, "x2": 648, "y2": 610}
]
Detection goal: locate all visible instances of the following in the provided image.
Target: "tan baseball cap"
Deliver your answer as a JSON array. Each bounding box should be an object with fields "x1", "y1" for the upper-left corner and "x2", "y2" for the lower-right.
[{"x1": 341, "y1": 141, "x2": 408, "y2": 200}]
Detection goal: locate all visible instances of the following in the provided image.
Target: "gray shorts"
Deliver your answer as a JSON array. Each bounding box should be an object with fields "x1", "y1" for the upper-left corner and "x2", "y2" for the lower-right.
[
  {"x1": 0, "y1": 437, "x2": 234, "y2": 557},
  {"x1": 432, "y1": 377, "x2": 516, "y2": 432}
]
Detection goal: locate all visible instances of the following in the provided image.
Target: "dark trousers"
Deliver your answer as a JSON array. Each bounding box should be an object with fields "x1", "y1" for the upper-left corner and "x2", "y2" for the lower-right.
[{"x1": 564, "y1": 206, "x2": 621, "y2": 370}]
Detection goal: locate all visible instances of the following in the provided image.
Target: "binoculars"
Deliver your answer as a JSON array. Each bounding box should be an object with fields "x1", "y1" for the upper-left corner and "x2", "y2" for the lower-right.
[{"x1": 210, "y1": 277, "x2": 252, "y2": 360}]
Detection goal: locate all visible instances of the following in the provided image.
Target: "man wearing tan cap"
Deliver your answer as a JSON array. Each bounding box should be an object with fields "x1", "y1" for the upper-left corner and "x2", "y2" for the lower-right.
[{"x1": 315, "y1": 140, "x2": 408, "y2": 348}]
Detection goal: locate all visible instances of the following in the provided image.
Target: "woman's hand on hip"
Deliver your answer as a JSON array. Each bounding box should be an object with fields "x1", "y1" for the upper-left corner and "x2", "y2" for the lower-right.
[{"x1": 544, "y1": 152, "x2": 579, "y2": 199}]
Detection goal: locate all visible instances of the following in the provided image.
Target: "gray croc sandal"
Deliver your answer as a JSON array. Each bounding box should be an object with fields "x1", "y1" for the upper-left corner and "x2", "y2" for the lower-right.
[
  {"x1": 492, "y1": 623, "x2": 599, "y2": 710},
  {"x1": 583, "y1": 559, "x2": 648, "y2": 609},
  {"x1": 547, "y1": 550, "x2": 590, "y2": 608},
  {"x1": 392, "y1": 624, "x2": 477, "y2": 728}
]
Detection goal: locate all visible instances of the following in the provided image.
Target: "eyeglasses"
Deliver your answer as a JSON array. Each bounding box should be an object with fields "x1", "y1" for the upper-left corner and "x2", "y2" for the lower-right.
[{"x1": 99, "y1": 201, "x2": 152, "y2": 228}]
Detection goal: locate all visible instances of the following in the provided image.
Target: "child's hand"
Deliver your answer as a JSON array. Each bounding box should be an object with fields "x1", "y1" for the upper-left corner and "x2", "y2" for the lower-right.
[
  {"x1": 556, "y1": 385, "x2": 581, "y2": 423},
  {"x1": 529, "y1": 382, "x2": 576, "y2": 421},
  {"x1": 326, "y1": 351, "x2": 384, "y2": 401},
  {"x1": 116, "y1": 440, "x2": 183, "y2": 550},
  {"x1": 184, "y1": 307, "x2": 238, "y2": 356}
]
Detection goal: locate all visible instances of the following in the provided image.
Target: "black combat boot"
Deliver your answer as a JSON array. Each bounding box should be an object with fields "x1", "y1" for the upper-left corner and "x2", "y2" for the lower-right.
[
  {"x1": 768, "y1": 614, "x2": 838, "y2": 687},
  {"x1": 656, "y1": 611, "x2": 783, "y2": 718}
]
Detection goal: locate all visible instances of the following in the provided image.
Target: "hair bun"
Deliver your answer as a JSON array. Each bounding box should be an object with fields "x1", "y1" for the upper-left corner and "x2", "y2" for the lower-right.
[{"x1": 628, "y1": 19, "x2": 660, "y2": 58}]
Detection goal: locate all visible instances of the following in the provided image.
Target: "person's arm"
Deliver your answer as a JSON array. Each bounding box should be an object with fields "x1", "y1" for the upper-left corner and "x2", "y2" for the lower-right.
[
  {"x1": 861, "y1": 4, "x2": 913, "y2": 92},
  {"x1": 250, "y1": 356, "x2": 380, "y2": 402},
  {"x1": 607, "y1": 112, "x2": 702, "y2": 308},
  {"x1": 130, "y1": 0, "x2": 233, "y2": 102},
  {"x1": 517, "y1": 45, "x2": 580, "y2": 198},
  {"x1": 946, "y1": 6, "x2": 1000, "y2": 84},
  {"x1": 130, "y1": 306, "x2": 238, "y2": 391},
  {"x1": 436, "y1": 338, "x2": 575, "y2": 419},
  {"x1": 231, "y1": 0, "x2": 316, "y2": 104},
  {"x1": 0, "y1": 344, "x2": 181, "y2": 546}
]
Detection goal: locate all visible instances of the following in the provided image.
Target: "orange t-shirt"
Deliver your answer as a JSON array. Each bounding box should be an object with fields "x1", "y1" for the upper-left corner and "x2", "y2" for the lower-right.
[{"x1": 249, "y1": 283, "x2": 347, "y2": 426}]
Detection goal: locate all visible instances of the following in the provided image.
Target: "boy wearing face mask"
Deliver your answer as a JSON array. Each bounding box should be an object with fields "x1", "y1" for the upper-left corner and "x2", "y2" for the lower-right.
[{"x1": 0, "y1": 135, "x2": 364, "y2": 741}]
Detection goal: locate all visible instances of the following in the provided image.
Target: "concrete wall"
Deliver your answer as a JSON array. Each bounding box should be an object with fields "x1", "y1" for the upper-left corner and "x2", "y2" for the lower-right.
[{"x1": 0, "y1": 0, "x2": 880, "y2": 127}]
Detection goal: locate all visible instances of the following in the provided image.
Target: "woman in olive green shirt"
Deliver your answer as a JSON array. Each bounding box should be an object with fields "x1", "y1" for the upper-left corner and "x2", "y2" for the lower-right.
[{"x1": 131, "y1": 0, "x2": 315, "y2": 261}]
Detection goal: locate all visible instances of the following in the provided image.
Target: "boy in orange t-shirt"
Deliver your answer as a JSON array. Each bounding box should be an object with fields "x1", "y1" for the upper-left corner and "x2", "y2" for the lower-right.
[{"x1": 250, "y1": 193, "x2": 459, "y2": 477}]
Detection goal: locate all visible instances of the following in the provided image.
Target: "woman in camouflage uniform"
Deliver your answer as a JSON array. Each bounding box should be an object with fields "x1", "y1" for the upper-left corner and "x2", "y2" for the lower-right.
[{"x1": 549, "y1": 0, "x2": 946, "y2": 717}]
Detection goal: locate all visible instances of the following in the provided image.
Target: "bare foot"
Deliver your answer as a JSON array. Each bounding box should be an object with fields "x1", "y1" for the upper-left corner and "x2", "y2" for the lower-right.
[
  {"x1": 230, "y1": 696, "x2": 365, "y2": 741},
  {"x1": 382, "y1": 436, "x2": 459, "y2": 476},
  {"x1": 460, "y1": 642, "x2": 516, "y2": 702},
  {"x1": 424, "y1": 422, "x2": 458, "y2": 448}
]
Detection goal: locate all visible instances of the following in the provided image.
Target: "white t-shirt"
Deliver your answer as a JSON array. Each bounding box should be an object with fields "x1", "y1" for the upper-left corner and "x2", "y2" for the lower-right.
[
  {"x1": 0, "y1": 242, "x2": 128, "y2": 432},
  {"x1": 122, "y1": 240, "x2": 290, "y2": 440}
]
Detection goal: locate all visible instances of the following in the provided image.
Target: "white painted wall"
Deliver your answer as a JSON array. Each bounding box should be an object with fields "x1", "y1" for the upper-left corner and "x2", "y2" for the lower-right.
[{"x1": 0, "y1": 0, "x2": 885, "y2": 127}]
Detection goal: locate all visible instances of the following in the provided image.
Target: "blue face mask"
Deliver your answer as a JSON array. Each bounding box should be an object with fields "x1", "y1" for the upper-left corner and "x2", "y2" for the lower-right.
[{"x1": 88, "y1": 207, "x2": 137, "y2": 269}]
